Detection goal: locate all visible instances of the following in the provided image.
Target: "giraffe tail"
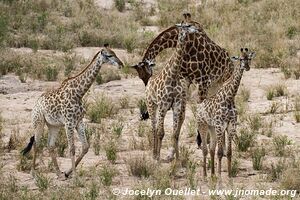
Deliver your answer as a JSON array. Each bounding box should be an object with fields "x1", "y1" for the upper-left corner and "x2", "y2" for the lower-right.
[
  {"x1": 196, "y1": 130, "x2": 202, "y2": 149},
  {"x1": 140, "y1": 110, "x2": 149, "y2": 121},
  {"x1": 21, "y1": 136, "x2": 35, "y2": 155}
]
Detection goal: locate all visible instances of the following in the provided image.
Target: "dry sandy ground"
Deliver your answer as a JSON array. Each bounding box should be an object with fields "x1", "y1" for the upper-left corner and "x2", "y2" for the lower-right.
[{"x1": 0, "y1": 47, "x2": 299, "y2": 199}]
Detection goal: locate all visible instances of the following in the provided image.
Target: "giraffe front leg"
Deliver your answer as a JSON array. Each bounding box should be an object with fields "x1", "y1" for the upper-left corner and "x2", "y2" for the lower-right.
[
  {"x1": 156, "y1": 108, "x2": 168, "y2": 161},
  {"x1": 167, "y1": 101, "x2": 186, "y2": 162},
  {"x1": 148, "y1": 103, "x2": 157, "y2": 160},
  {"x1": 71, "y1": 121, "x2": 89, "y2": 171},
  {"x1": 64, "y1": 123, "x2": 76, "y2": 179}
]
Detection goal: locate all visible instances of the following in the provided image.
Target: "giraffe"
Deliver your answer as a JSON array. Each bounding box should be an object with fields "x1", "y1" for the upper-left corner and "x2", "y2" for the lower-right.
[
  {"x1": 133, "y1": 13, "x2": 235, "y2": 120},
  {"x1": 196, "y1": 48, "x2": 255, "y2": 178},
  {"x1": 21, "y1": 44, "x2": 123, "y2": 179},
  {"x1": 132, "y1": 13, "x2": 235, "y2": 160},
  {"x1": 140, "y1": 23, "x2": 199, "y2": 161}
]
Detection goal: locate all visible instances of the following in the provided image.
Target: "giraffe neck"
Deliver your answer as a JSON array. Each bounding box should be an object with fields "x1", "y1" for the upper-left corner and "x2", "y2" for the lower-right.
[
  {"x1": 67, "y1": 53, "x2": 103, "y2": 99},
  {"x1": 142, "y1": 26, "x2": 179, "y2": 63},
  {"x1": 221, "y1": 65, "x2": 244, "y2": 98}
]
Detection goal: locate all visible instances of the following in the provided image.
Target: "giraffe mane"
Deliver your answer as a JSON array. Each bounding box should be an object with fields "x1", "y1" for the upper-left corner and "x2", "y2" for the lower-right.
[
  {"x1": 61, "y1": 51, "x2": 101, "y2": 85},
  {"x1": 141, "y1": 20, "x2": 203, "y2": 62}
]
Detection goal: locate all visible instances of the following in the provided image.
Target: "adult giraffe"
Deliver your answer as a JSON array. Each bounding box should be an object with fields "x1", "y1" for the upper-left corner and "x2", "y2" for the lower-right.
[{"x1": 132, "y1": 13, "x2": 235, "y2": 160}]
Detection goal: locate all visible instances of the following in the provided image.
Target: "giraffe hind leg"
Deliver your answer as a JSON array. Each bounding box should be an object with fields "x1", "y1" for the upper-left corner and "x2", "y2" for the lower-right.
[{"x1": 48, "y1": 126, "x2": 62, "y2": 176}]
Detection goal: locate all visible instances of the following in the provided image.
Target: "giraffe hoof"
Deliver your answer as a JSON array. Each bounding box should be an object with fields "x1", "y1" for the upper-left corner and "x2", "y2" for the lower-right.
[{"x1": 57, "y1": 172, "x2": 68, "y2": 180}]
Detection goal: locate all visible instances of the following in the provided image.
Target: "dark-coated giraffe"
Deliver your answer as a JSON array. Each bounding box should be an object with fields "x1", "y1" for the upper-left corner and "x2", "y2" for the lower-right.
[{"x1": 22, "y1": 45, "x2": 123, "y2": 179}]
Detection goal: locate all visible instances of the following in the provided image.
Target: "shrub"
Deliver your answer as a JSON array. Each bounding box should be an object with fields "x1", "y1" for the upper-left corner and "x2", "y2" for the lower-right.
[
  {"x1": 119, "y1": 96, "x2": 130, "y2": 109},
  {"x1": 137, "y1": 98, "x2": 147, "y2": 115},
  {"x1": 84, "y1": 181, "x2": 99, "y2": 200},
  {"x1": 187, "y1": 161, "x2": 197, "y2": 189},
  {"x1": 247, "y1": 114, "x2": 262, "y2": 133},
  {"x1": 45, "y1": 66, "x2": 58, "y2": 81},
  {"x1": 114, "y1": 0, "x2": 125, "y2": 12},
  {"x1": 98, "y1": 164, "x2": 117, "y2": 186},
  {"x1": 239, "y1": 87, "x2": 250, "y2": 102},
  {"x1": 87, "y1": 95, "x2": 118, "y2": 123},
  {"x1": 272, "y1": 135, "x2": 291, "y2": 156},
  {"x1": 34, "y1": 172, "x2": 52, "y2": 191},
  {"x1": 235, "y1": 127, "x2": 256, "y2": 152},
  {"x1": 105, "y1": 140, "x2": 117, "y2": 164},
  {"x1": 280, "y1": 168, "x2": 300, "y2": 191},
  {"x1": 112, "y1": 121, "x2": 124, "y2": 138},
  {"x1": 266, "y1": 89, "x2": 275, "y2": 100},
  {"x1": 127, "y1": 155, "x2": 155, "y2": 178},
  {"x1": 268, "y1": 160, "x2": 285, "y2": 181},
  {"x1": 267, "y1": 101, "x2": 281, "y2": 114},
  {"x1": 231, "y1": 158, "x2": 240, "y2": 177},
  {"x1": 251, "y1": 147, "x2": 266, "y2": 170}
]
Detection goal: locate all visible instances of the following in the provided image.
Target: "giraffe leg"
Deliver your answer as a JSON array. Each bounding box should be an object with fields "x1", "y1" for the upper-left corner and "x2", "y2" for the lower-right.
[
  {"x1": 31, "y1": 113, "x2": 45, "y2": 176},
  {"x1": 156, "y1": 107, "x2": 168, "y2": 161},
  {"x1": 47, "y1": 126, "x2": 62, "y2": 176},
  {"x1": 208, "y1": 126, "x2": 216, "y2": 177},
  {"x1": 197, "y1": 88, "x2": 208, "y2": 104},
  {"x1": 65, "y1": 121, "x2": 89, "y2": 176},
  {"x1": 198, "y1": 122, "x2": 208, "y2": 178},
  {"x1": 147, "y1": 103, "x2": 157, "y2": 160},
  {"x1": 215, "y1": 126, "x2": 224, "y2": 177},
  {"x1": 167, "y1": 100, "x2": 186, "y2": 162},
  {"x1": 64, "y1": 123, "x2": 76, "y2": 178},
  {"x1": 226, "y1": 122, "x2": 235, "y2": 177}
]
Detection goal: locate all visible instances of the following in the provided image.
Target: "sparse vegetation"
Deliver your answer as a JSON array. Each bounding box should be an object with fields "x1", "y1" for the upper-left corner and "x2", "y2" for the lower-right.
[
  {"x1": 112, "y1": 121, "x2": 124, "y2": 138},
  {"x1": 99, "y1": 164, "x2": 117, "y2": 186},
  {"x1": 251, "y1": 147, "x2": 266, "y2": 170},
  {"x1": 114, "y1": 0, "x2": 126, "y2": 12},
  {"x1": 239, "y1": 87, "x2": 250, "y2": 102},
  {"x1": 105, "y1": 140, "x2": 117, "y2": 164},
  {"x1": 119, "y1": 95, "x2": 130, "y2": 109},
  {"x1": 87, "y1": 95, "x2": 118, "y2": 123},
  {"x1": 268, "y1": 160, "x2": 286, "y2": 182},
  {"x1": 231, "y1": 158, "x2": 240, "y2": 177},
  {"x1": 56, "y1": 128, "x2": 68, "y2": 157},
  {"x1": 34, "y1": 172, "x2": 52, "y2": 191},
  {"x1": 272, "y1": 135, "x2": 291, "y2": 156},
  {"x1": 235, "y1": 127, "x2": 256, "y2": 152},
  {"x1": 247, "y1": 114, "x2": 262, "y2": 133},
  {"x1": 127, "y1": 155, "x2": 155, "y2": 178}
]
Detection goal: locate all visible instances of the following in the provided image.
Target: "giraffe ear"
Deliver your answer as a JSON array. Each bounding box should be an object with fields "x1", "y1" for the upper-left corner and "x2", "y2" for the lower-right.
[
  {"x1": 231, "y1": 56, "x2": 239, "y2": 61},
  {"x1": 245, "y1": 48, "x2": 249, "y2": 52},
  {"x1": 104, "y1": 43, "x2": 109, "y2": 48},
  {"x1": 240, "y1": 48, "x2": 244, "y2": 52}
]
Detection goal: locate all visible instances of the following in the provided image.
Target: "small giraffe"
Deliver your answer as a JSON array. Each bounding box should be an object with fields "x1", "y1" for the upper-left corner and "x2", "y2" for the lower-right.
[
  {"x1": 196, "y1": 48, "x2": 255, "y2": 178},
  {"x1": 22, "y1": 44, "x2": 123, "y2": 179},
  {"x1": 142, "y1": 23, "x2": 199, "y2": 161}
]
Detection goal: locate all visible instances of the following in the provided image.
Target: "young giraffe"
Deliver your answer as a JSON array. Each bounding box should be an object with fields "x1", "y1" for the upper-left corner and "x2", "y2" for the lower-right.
[
  {"x1": 196, "y1": 48, "x2": 255, "y2": 178},
  {"x1": 143, "y1": 23, "x2": 199, "y2": 161},
  {"x1": 22, "y1": 45, "x2": 123, "y2": 179}
]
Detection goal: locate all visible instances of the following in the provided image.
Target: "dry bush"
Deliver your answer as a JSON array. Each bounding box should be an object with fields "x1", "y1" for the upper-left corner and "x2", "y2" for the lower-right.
[
  {"x1": 235, "y1": 127, "x2": 256, "y2": 152},
  {"x1": 87, "y1": 95, "x2": 119, "y2": 123},
  {"x1": 126, "y1": 155, "x2": 156, "y2": 178}
]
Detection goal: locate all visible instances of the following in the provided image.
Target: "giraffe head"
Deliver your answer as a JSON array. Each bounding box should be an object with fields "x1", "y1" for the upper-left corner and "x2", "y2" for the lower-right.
[
  {"x1": 231, "y1": 48, "x2": 255, "y2": 71},
  {"x1": 131, "y1": 60, "x2": 154, "y2": 86},
  {"x1": 100, "y1": 43, "x2": 124, "y2": 68}
]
